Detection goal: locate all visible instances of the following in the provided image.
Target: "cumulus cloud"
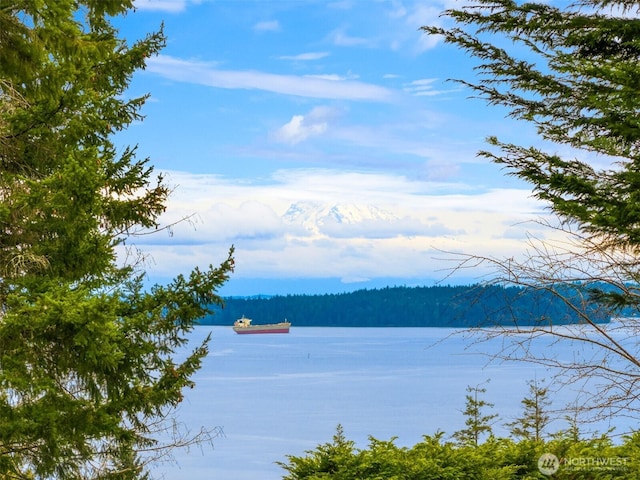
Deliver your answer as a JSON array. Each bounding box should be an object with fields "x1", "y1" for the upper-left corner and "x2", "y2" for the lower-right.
[
  {"x1": 146, "y1": 55, "x2": 395, "y2": 102},
  {"x1": 274, "y1": 115, "x2": 327, "y2": 145},
  {"x1": 130, "y1": 168, "x2": 552, "y2": 287},
  {"x1": 319, "y1": 216, "x2": 455, "y2": 239},
  {"x1": 202, "y1": 201, "x2": 286, "y2": 242},
  {"x1": 272, "y1": 106, "x2": 340, "y2": 145},
  {"x1": 130, "y1": 209, "x2": 270, "y2": 245}
]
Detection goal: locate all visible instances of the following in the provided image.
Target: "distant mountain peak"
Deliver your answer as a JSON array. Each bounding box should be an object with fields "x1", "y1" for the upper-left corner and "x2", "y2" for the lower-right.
[
  {"x1": 283, "y1": 201, "x2": 398, "y2": 234},
  {"x1": 324, "y1": 203, "x2": 393, "y2": 224}
]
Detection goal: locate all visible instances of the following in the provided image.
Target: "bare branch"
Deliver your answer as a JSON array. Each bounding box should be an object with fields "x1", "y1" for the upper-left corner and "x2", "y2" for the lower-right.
[{"x1": 443, "y1": 220, "x2": 640, "y2": 425}]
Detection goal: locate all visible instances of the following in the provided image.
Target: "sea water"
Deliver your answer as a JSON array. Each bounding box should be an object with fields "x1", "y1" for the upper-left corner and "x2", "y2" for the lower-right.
[{"x1": 151, "y1": 326, "x2": 635, "y2": 480}]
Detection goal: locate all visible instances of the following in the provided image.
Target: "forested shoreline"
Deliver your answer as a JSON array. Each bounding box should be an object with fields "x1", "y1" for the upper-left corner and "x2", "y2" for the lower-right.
[{"x1": 202, "y1": 284, "x2": 611, "y2": 328}]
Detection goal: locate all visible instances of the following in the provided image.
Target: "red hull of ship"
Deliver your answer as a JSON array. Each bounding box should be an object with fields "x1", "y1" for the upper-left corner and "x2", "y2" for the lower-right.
[{"x1": 234, "y1": 327, "x2": 290, "y2": 334}]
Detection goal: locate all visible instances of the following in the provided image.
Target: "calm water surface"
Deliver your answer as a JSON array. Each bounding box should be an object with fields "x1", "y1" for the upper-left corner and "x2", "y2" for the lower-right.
[{"x1": 153, "y1": 326, "x2": 633, "y2": 480}]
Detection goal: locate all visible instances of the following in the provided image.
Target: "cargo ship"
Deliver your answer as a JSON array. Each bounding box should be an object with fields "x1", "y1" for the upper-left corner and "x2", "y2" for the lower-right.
[{"x1": 232, "y1": 316, "x2": 291, "y2": 334}]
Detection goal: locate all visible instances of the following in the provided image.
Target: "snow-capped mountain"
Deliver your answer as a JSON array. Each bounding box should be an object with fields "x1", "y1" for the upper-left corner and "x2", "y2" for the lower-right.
[{"x1": 282, "y1": 201, "x2": 400, "y2": 235}]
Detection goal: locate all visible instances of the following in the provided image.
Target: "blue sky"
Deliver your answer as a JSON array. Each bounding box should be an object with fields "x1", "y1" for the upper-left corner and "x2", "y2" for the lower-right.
[{"x1": 114, "y1": 0, "x2": 556, "y2": 295}]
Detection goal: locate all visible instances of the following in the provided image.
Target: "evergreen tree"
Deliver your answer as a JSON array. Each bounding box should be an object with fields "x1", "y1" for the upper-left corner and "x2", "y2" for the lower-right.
[
  {"x1": 423, "y1": 0, "x2": 640, "y2": 418},
  {"x1": 0, "y1": 1, "x2": 233, "y2": 478},
  {"x1": 278, "y1": 424, "x2": 359, "y2": 480},
  {"x1": 423, "y1": 0, "x2": 640, "y2": 309},
  {"x1": 506, "y1": 379, "x2": 552, "y2": 442},
  {"x1": 453, "y1": 382, "x2": 498, "y2": 447}
]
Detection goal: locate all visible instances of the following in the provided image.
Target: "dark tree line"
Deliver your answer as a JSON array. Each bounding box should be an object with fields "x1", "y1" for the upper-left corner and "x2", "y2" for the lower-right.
[{"x1": 202, "y1": 284, "x2": 611, "y2": 328}]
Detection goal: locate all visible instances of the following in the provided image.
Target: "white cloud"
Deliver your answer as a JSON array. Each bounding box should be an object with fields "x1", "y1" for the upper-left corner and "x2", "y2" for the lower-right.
[
  {"x1": 146, "y1": 55, "x2": 395, "y2": 102},
  {"x1": 272, "y1": 106, "x2": 341, "y2": 145},
  {"x1": 329, "y1": 29, "x2": 376, "y2": 47},
  {"x1": 404, "y1": 78, "x2": 454, "y2": 97},
  {"x1": 273, "y1": 115, "x2": 327, "y2": 145},
  {"x1": 278, "y1": 52, "x2": 330, "y2": 61},
  {"x1": 319, "y1": 216, "x2": 454, "y2": 239},
  {"x1": 133, "y1": 0, "x2": 199, "y2": 12},
  {"x1": 305, "y1": 73, "x2": 358, "y2": 81},
  {"x1": 323, "y1": 3, "x2": 448, "y2": 53},
  {"x1": 132, "y1": 169, "x2": 552, "y2": 285},
  {"x1": 375, "y1": 1, "x2": 451, "y2": 53},
  {"x1": 405, "y1": 4, "x2": 446, "y2": 51},
  {"x1": 253, "y1": 20, "x2": 281, "y2": 32}
]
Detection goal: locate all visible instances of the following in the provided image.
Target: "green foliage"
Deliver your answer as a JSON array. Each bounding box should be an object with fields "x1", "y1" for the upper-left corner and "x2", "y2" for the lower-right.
[
  {"x1": 280, "y1": 429, "x2": 494, "y2": 480},
  {"x1": 0, "y1": 1, "x2": 234, "y2": 478},
  {"x1": 506, "y1": 379, "x2": 552, "y2": 441},
  {"x1": 278, "y1": 425, "x2": 359, "y2": 480},
  {"x1": 422, "y1": 0, "x2": 640, "y2": 423},
  {"x1": 423, "y1": 0, "x2": 640, "y2": 299},
  {"x1": 279, "y1": 382, "x2": 638, "y2": 479},
  {"x1": 280, "y1": 425, "x2": 637, "y2": 480},
  {"x1": 453, "y1": 383, "x2": 497, "y2": 447}
]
